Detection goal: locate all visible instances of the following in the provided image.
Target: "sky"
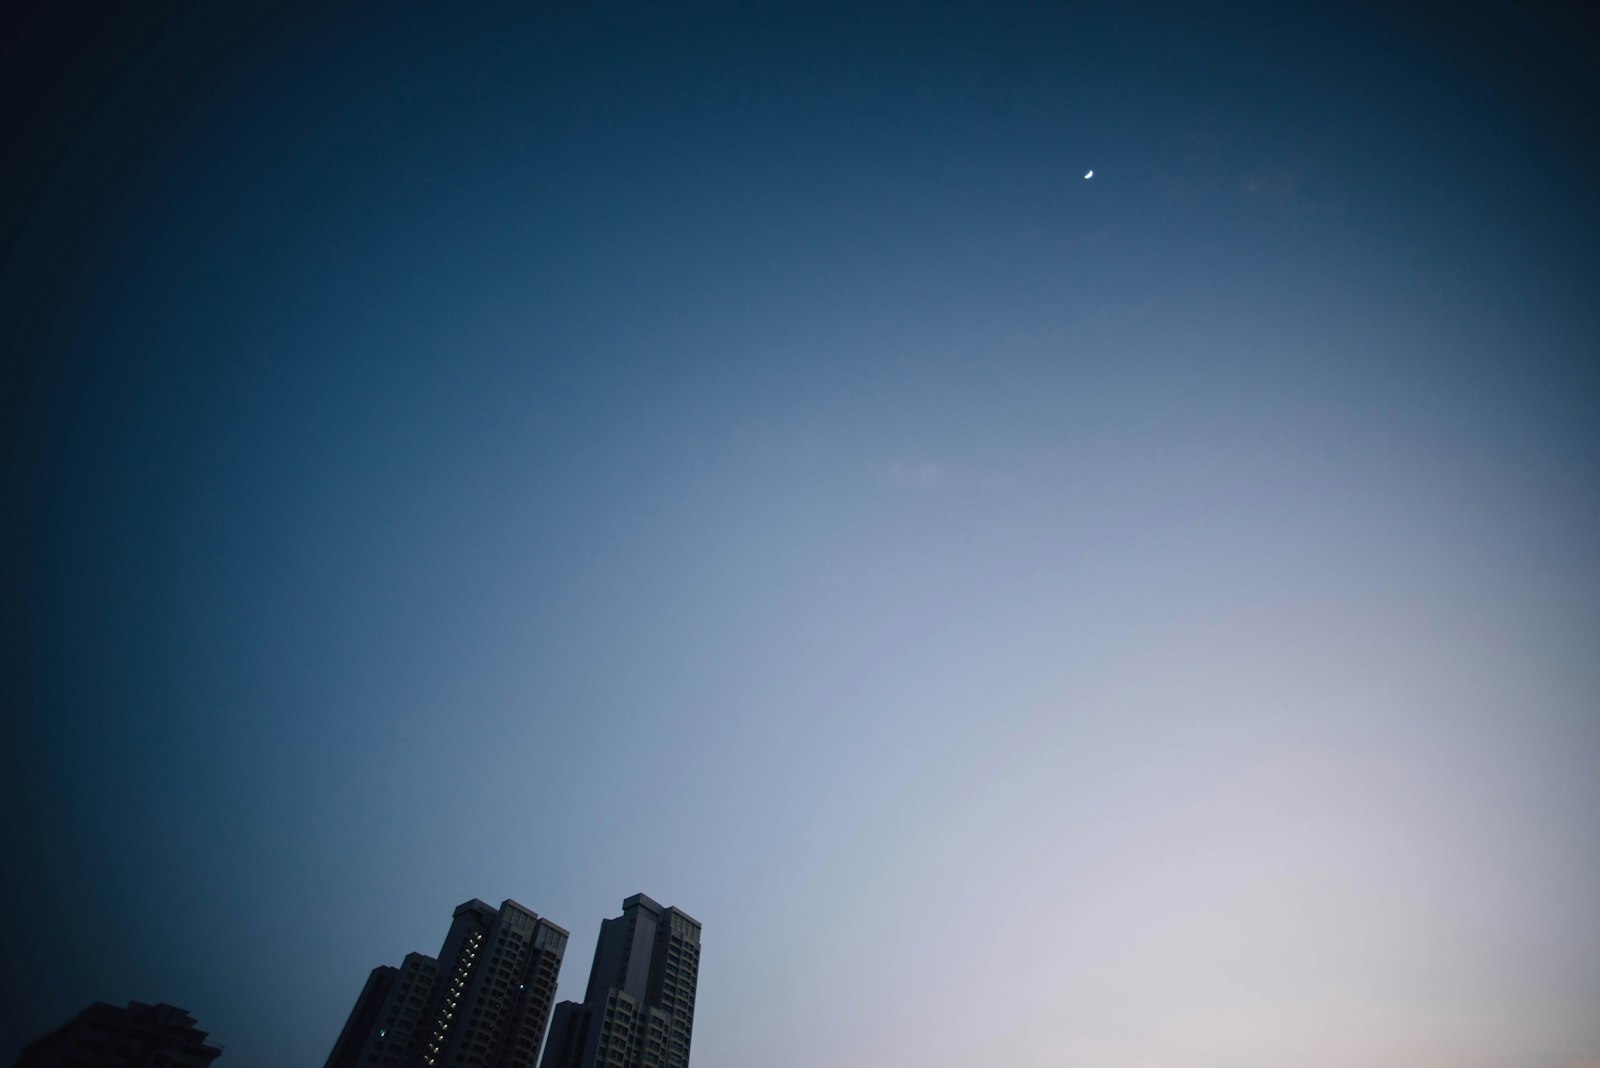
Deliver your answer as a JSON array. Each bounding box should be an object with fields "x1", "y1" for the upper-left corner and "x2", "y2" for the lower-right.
[{"x1": 2, "y1": 3, "x2": 1598, "y2": 1067}]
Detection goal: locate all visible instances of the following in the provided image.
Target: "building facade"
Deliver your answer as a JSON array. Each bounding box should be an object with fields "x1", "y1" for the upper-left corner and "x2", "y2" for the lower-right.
[
  {"x1": 538, "y1": 894, "x2": 700, "y2": 1068},
  {"x1": 12, "y1": 1001, "x2": 223, "y2": 1068},
  {"x1": 325, "y1": 898, "x2": 569, "y2": 1068}
]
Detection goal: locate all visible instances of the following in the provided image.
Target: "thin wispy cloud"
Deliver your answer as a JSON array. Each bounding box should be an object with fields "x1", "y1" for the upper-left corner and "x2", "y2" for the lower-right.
[
  {"x1": 881, "y1": 462, "x2": 946, "y2": 490},
  {"x1": 1243, "y1": 167, "x2": 1298, "y2": 198},
  {"x1": 879, "y1": 462, "x2": 1018, "y2": 492}
]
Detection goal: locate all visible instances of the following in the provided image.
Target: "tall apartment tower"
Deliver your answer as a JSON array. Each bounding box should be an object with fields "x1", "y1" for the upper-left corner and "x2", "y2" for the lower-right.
[
  {"x1": 326, "y1": 898, "x2": 569, "y2": 1068},
  {"x1": 539, "y1": 894, "x2": 700, "y2": 1068}
]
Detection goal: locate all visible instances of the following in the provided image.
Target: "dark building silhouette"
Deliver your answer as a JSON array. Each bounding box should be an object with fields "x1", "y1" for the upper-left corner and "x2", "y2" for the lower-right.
[
  {"x1": 325, "y1": 899, "x2": 568, "y2": 1068},
  {"x1": 323, "y1": 965, "x2": 399, "y2": 1068},
  {"x1": 539, "y1": 894, "x2": 700, "y2": 1068},
  {"x1": 11, "y1": 1001, "x2": 222, "y2": 1068}
]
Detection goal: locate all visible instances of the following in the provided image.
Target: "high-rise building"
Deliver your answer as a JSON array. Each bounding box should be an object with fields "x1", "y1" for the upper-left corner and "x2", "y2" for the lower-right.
[
  {"x1": 12, "y1": 1001, "x2": 223, "y2": 1068},
  {"x1": 325, "y1": 898, "x2": 569, "y2": 1068},
  {"x1": 538, "y1": 894, "x2": 700, "y2": 1068}
]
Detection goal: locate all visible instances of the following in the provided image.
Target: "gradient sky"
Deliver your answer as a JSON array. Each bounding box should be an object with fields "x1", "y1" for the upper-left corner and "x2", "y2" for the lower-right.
[{"x1": 3, "y1": 3, "x2": 1598, "y2": 1067}]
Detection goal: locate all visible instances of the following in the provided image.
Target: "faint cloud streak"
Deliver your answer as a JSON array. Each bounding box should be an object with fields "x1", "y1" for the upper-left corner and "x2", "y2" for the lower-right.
[
  {"x1": 1243, "y1": 167, "x2": 1299, "y2": 199},
  {"x1": 882, "y1": 462, "x2": 945, "y2": 490},
  {"x1": 878, "y1": 461, "x2": 1020, "y2": 492}
]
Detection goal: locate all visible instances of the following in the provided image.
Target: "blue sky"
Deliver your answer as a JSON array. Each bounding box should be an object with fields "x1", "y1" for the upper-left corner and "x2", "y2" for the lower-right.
[{"x1": 3, "y1": 4, "x2": 1597, "y2": 1067}]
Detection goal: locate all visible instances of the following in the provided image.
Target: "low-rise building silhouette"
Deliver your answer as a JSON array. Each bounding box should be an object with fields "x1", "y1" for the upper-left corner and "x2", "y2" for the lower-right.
[{"x1": 11, "y1": 1001, "x2": 222, "y2": 1068}]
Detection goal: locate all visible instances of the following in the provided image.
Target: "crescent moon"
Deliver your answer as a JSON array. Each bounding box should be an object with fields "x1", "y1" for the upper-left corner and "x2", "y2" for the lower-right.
[{"x1": 1084, "y1": 169, "x2": 1094, "y2": 179}]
